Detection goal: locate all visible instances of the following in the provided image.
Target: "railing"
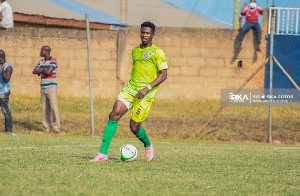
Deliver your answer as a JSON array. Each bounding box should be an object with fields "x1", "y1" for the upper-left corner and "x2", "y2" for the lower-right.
[{"x1": 268, "y1": 7, "x2": 300, "y2": 35}]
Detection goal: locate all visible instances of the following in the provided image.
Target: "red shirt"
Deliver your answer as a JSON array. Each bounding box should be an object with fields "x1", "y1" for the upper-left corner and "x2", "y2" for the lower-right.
[{"x1": 240, "y1": 6, "x2": 263, "y2": 23}]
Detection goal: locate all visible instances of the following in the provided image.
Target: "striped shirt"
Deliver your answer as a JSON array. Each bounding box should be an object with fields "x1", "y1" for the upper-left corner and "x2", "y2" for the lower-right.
[{"x1": 37, "y1": 57, "x2": 58, "y2": 89}]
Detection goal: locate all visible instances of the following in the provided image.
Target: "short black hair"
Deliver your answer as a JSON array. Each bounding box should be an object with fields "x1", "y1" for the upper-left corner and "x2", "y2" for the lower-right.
[
  {"x1": 42, "y1": 45, "x2": 51, "y2": 53},
  {"x1": 0, "y1": 50, "x2": 5, "y2": 59},
  {"x1": 141, "y1": 21, "x2": 155, "y2": 33}
]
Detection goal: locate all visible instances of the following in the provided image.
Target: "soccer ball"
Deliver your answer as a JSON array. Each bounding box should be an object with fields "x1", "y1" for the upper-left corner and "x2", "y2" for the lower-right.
[{"x1": 119, "y1": 144, "x2": 138, "y2": 162}]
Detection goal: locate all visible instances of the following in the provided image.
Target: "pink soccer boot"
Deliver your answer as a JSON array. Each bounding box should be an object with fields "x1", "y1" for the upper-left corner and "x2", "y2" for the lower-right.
[
  {"x1": 145, "y1": 143, "x2": 154, "y2": 162},
  {"x1": 90, "y1": 153, "x2": 108, "y2": 162}
]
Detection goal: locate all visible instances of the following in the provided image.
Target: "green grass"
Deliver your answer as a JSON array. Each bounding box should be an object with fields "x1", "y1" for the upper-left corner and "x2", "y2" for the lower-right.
[
  {"x1": 0, "y1": 134, "x2": 299, "y2": 195},
  {"x1": 3, "y1": 95, "x2": 300, "y2": 143}
]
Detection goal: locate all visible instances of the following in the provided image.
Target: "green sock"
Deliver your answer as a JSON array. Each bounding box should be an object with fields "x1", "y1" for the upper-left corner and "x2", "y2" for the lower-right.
[
  {"x1": 99, "y1": 120, "x2": 118, "y2": 154},
  {"x1": 135, "y1": 126, "x2": 151, "y2": 147}
]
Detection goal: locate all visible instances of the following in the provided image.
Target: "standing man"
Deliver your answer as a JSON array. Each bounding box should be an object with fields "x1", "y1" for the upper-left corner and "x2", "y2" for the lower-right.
[
  {"x1": 239, "y1": 0, "x2": 263, "y2": 52},
  {"x1": 33, "y1": 46, "x2": 60, "y2": 133},
  {"x1": 0, "y1": 50, "x2": 13, "y2": 132},
  {"x1": 90, "y1": 21, "x2": 168, "y2": 162},
  {"x1": 0, "y1": 0, "x2": 14, "y2": 29}
]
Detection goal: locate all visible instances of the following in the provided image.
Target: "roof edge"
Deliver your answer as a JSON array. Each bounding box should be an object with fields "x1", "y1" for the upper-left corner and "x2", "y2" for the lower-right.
[{"x1": 12, "y1": 12, "x2": 127, "y2": 30}]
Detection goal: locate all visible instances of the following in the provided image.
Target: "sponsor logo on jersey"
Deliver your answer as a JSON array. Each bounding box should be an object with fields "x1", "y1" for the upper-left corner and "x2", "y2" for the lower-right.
[{"x1": 143, "y1": 53, "x2": 149, "y2": 59}]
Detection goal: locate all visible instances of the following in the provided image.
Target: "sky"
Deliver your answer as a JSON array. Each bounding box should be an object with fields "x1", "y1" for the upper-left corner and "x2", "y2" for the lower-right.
[
  {"x1": 44, "y1": 0, "x2": 125, "y2": 24},
  {"x1": 161, "y1": 0, "x2": 300, "y2": 28}
]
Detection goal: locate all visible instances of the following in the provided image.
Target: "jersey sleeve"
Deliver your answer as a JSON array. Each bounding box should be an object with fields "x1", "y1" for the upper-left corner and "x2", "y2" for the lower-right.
[
  {"x1": 0, "y1": 4, "x2": 4, "y2": 13},
  {"x1": 49, "y1": 58, "x2": 58, "y2": 68},
  {"x1": 240, "y1": 7, "x2": 248, "y2": 17},
  {"x1": 257, "y1": 6, "x2": 263, "y2": 14},
  {"x1": 4, "y1": 62, "x2": 11, "y2": 70},
  {"x1": 155, "y1": 49, "x2": 168, "y2": 70},
  {"x1": 36, "y1": 60, "x2": 41, "y2": 68}
]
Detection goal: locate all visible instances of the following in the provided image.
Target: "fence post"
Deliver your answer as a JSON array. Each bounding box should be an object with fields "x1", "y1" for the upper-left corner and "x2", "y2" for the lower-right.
[
  {"x1": 85, "y1": 14, "x2": 95, "y2": 137},
  {"x1": 268, "y1": 8, "x2": 276, "y2": 143},
  {"x1": 233, "y1": 0, "x2": 241, "y2": 29}
]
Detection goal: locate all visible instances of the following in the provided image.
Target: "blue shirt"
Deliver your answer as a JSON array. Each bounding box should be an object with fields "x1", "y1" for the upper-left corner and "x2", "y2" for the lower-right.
[{"x1": 0, "y1": 62, "x2": 12, "y2": 94}]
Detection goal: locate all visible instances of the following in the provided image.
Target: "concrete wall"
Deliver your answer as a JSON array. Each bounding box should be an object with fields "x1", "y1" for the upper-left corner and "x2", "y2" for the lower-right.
[{"x1": 0, "y1": 19, "x2": 268, "y2": 99}]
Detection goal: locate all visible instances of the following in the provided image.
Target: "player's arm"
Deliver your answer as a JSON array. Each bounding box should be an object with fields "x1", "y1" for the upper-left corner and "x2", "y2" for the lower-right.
[
  {"x1": 33, "y1": 66, "x2": 54, "y2": 76},
  {"x1": 1, "y1": 65, "x2": 13, "y2": 83},
  {"x1": 148, "y1": 69, "x2": 167, "y2": 89},
  {"x1": 258, "y1": 7, "x2": 263, "y2": 15},
  {"x1": 41, "y1": 66, "x2": 54, "y2": 76},
  {"x1": 136, "y1": 69, "x2": 167, "y2": 99},
  {"x1": 239, "y1": 3, "x2": 248, "y2": 31},
  {"x1": 239, "y1": 15, "x2": 243, "y2": 31},
  {"x1": 32, "y1": 66, "x2": 42, "y2": 75}
]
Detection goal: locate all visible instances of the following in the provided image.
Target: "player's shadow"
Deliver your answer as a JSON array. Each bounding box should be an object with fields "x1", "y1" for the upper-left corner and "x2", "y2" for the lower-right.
[
  {"x1": 231, "y1": 32, "x2": 241, "y2": 63},
  {"x1": 13, "y1": 120, "x2": 44, "y2": 132},
  {"x1": 232, "y1": 30, "x2": 259, "y2": 64},
  {"x1": 73, "y1": 155, "x2": 120, "y2": 162}
]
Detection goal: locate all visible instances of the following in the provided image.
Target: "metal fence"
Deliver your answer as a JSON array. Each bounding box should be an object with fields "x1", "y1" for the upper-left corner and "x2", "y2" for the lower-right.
[{"x1": 0, "y1": 11, "x2": 299, "y2": 143}]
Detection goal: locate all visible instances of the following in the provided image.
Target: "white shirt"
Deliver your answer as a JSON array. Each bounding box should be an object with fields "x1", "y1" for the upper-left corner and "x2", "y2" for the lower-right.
[{"x1": 0, "y1": 1, "x2": 13, "y2": 28}]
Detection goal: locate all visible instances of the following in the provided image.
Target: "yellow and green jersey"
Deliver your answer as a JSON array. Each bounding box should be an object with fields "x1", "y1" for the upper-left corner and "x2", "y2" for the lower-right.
[{"x1": 122, "y1": 44, "x2": 168, "y2": 101}]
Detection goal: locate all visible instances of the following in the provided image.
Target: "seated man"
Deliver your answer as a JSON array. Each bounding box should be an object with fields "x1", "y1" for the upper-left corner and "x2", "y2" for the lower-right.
[
  {"x1": 239, "y1": 0, "x2": 263, "y2": 52},
  {"x1": 0, "y1": 0, "x2": 13, "y2": 29}
]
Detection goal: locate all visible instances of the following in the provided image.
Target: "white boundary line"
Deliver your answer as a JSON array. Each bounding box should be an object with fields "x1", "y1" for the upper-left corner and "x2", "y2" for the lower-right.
[
  {"x1": 0, "y1": 144, "x2": 299, "y2": 151},
  {"x1": 0, "y1": 144, "x2": 99, "y2": 151}
]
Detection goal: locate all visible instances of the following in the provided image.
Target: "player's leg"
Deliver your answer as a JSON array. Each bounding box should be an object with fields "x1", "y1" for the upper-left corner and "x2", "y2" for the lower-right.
[
  {"x1": 130, "y1": 120, "x2": 151, "y2": 148},
  {"x1": 0, "y1": 92, "x2": 13, "y2": 132},
  {"x1": 252, "y1": 23, "x2": 262, "y2": 52},
  {"x1": 100, "y1": 100, "x2": 128, "y2": 153},
  {"x1": 91, "y1": 100, "x2": 128, "y2": 162},
  {"x1": 131, "y1": 99, "x2": 154, "y2": 161},
  {"x1": 41, "y1": 89, "x2": 51, "y2": 133},
  {"x1": 91, "y1": 91, "x2": 133, "y2": 162},
  {"x1": 48, "y1": 87, "x2": 60, "y2": 133},
  {"x1": 239, "y1": 23, "x2": 252, "y2": 51}
]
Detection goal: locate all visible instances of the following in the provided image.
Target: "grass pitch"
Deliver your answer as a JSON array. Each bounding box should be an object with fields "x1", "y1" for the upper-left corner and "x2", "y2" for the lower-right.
[
  {"x1": 0, "y1": 134, "x2": 299, "y2": 195},
  {"x1": 5, "y1": 95, "x2": 300, "y2": 143}
]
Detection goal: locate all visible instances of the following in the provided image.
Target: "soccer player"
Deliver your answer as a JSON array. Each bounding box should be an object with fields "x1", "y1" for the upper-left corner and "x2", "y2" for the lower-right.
[
  {"x1": 90, "y1": 21, "x2": 168, "y2": 162},
  {"x1": 239, "y1": 0, "x2": 263, "y2": 52}
]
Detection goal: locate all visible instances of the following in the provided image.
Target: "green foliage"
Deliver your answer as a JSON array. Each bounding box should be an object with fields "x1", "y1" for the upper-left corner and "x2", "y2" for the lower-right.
[{"x1": 0, "y1": 135, "x2": 299, "y2": 195}]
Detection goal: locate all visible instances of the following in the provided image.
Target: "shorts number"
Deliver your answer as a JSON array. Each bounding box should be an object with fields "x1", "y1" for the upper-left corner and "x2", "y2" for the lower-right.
[{"x1": 136, "y1": 108, "x2": 141, "y2": 115}]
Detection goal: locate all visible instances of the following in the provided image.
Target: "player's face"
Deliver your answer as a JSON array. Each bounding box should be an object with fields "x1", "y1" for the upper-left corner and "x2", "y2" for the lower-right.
[
  {"x1": 40, "y1": 48, "x2": 47, "y2": 57},
  {"x1": 140, "y1": 27, "x2": 154, "y2": 45}
]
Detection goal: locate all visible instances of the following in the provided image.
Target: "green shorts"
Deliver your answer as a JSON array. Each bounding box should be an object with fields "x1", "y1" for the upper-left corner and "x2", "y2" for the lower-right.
[{"x1": 117, "y1": 90, "x2": 153, "y2": 123}]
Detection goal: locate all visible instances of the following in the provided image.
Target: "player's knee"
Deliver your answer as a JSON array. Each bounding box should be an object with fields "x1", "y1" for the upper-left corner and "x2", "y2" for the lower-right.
[
  {"x1": 109, "y1": 111, "x2": 121, "y2": 121},
  {"x1": 130, "y1": 123, "x2": 140, "y2": 134}
]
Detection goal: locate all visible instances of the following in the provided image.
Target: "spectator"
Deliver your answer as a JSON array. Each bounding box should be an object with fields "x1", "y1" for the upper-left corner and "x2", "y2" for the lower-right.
[
  {"x1": 32, "y1": 46, "x2": 60, "y2": 134},
  {"x1": 0, "y1": 50, "x2": 13, "y2": 133},
  {"x1": 0, "y1": 0, "x2": 14, "y2": 29},
  {"x1": 239, "y1": 0, "x2": 263, "y2": 52}
]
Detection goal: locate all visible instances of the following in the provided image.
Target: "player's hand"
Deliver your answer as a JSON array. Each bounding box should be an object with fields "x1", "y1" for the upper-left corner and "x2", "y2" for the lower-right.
[
  {"x1": 136, "y1": 88, "x2": 148, "y2": 99},
  {"x1": 238, "y1": 27, "x2": 242, "y2": 32},
  {"x1": 0, "y1": 59, "x2": 5, "y2": 69}
]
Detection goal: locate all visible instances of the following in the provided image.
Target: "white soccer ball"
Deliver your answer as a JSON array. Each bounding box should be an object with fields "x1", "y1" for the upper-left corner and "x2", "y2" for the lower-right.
[{"x1": 119, "y1": 144, "x2": 138, "y2": 162}]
